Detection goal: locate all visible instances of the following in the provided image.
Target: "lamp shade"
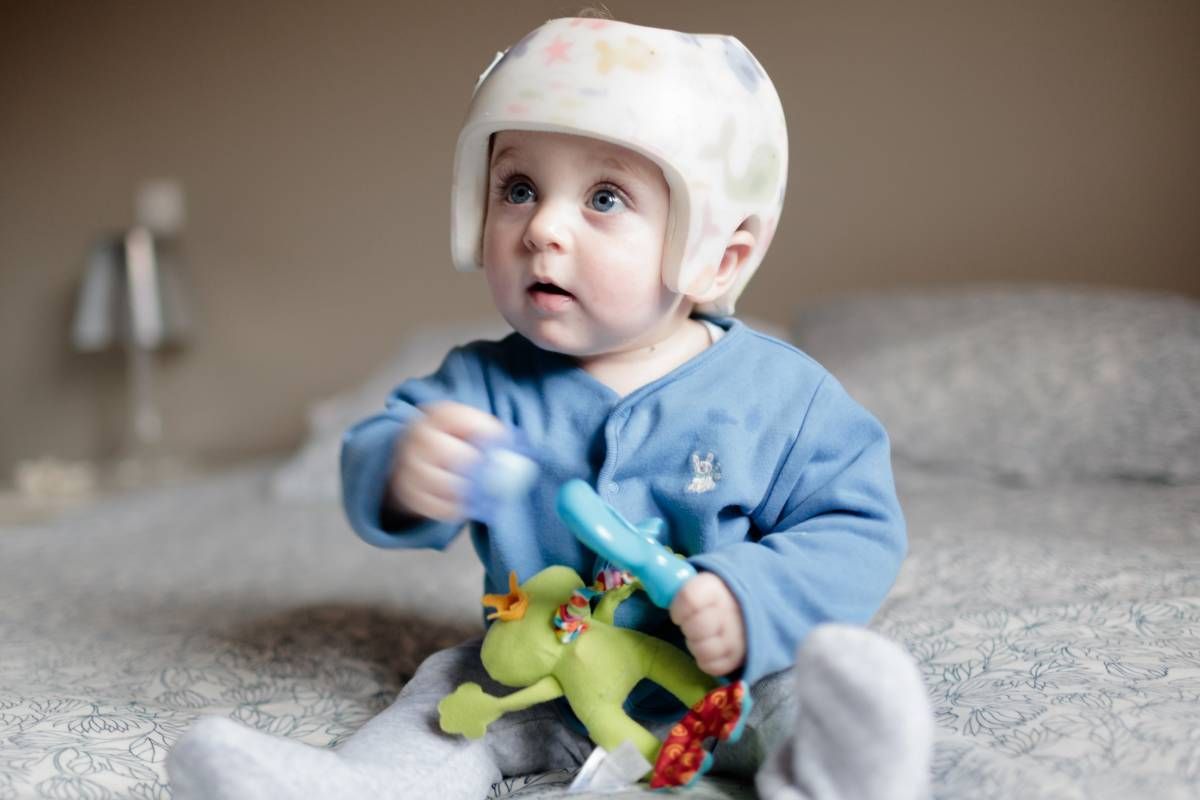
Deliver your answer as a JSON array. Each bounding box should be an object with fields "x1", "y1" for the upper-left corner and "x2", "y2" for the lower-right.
[{"x1": 72, "y1": 228, "x2": 192, "y2": 352}]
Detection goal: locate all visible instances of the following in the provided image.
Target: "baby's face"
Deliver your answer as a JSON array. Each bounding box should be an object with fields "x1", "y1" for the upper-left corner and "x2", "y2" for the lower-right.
[{"x1": 481, "y1": 130, "x2": 683, "y2": 358}]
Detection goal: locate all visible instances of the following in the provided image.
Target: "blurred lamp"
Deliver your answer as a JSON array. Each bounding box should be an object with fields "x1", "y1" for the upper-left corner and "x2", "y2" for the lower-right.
[{"x1": 72, "y1": 180, "x2": 193, "y2": 473}]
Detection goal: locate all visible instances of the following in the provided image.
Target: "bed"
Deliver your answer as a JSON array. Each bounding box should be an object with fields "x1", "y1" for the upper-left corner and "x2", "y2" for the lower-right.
[{"x1": 2, "y1": 284, "x2": 1197, "y2": 799}]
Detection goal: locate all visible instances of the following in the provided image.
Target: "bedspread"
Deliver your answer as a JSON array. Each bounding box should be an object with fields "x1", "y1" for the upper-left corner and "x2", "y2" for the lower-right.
[{"x1": 1, "y1": 464, "x2": 1197, "y2": 799}]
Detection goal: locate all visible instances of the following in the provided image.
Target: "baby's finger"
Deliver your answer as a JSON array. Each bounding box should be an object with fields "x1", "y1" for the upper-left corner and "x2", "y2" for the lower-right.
[
  {"x1": 669, "y1": 580, "x2": 717, "y2": 625},
  {"x1": 679, "y1": 612, "x2": 722, "y2": 642},
  {"x1": 423, "y1": 402, "x2": 508, "y2": 444},
  {"x1": 403, "y1": 459, "x2": 469, "y2": 505},
  {"x1": 396, "y1": 488, "x2": 463, "y2": 523},
  {"x1": 698, "y1": 651, "x2": 740, "y2": 677},
  {"x1": 687, "y1": 636, "x2": 732, "y2": 668},
  {"x1": 407, "y1": 422, "x2": 486, "y2": 476},
  {"x1": 391, "y1": 456, "x2": 468, "y2": 520}
]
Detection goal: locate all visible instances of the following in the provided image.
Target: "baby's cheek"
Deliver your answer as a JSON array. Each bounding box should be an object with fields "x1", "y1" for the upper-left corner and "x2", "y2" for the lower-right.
[
  {"x1": 480, "y1": 267, "x2": 511, "y2": 307},
  {"x1": 587, "y1": 270, "x2": 640, "y2": 310}
]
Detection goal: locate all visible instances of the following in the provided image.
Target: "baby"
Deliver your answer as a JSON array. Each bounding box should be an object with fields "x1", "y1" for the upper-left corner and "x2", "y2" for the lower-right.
[{"x1": 169, "y1": 17, "x2": 932, "y2": 800}]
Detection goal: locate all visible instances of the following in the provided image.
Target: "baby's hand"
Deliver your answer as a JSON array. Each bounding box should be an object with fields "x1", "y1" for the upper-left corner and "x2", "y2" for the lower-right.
[
  {"x1": 669, "y1": 572, "x2": 747, "y2": 676},
  {"x1": 387, "y1": 401, "x2": 507, "y2": 523}
]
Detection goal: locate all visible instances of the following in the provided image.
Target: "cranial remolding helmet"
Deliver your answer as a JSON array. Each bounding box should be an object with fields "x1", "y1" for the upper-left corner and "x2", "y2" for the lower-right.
[{"x1": 450, "y1": 17, "x2": 788, "y2": 315}]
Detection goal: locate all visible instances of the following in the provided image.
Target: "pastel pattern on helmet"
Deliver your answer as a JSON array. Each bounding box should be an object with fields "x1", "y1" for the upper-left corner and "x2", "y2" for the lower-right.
[
  {"x1": 473, "y1": 29, "x2": 540, "y2": 90},
  {"x1": 569, "y1": 17, "x2": 611, "y2": 31},
  {"x1": 542, "y1": 36, "x2": 572, "y2": 65},
  {"x1": 701, "y1": 118, "x2": 784, "y2": 204},
  {"x1": 723, "y1": 38, "x2": 765, "y2": 90},
  {"x1": 595, "y1": 37, "x2": 659, "y2": 73},
  {"x1": 450, "y1": 17, "x2": 789, "y2": 315}
]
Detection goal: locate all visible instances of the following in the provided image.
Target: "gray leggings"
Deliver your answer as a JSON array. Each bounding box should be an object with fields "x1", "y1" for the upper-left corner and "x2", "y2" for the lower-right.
[{"x1": 335, "y1": 638, "x2": 795, "y2": 798}]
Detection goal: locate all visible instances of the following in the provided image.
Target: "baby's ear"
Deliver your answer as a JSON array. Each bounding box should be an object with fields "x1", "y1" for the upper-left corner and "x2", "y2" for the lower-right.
[{"x1": 684, "y1": 223, "x2": 756, "y2": 305}]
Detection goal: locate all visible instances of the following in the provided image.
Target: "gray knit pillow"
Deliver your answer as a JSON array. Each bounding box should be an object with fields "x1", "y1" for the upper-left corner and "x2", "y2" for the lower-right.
[{"x1": 792, "y1": 285, "x2": 1200, "y2": 485}]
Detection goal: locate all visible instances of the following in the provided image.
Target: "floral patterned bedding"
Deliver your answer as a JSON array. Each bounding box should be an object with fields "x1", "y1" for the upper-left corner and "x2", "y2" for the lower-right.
[{"x1": 1, "y1": 464, "x2": 1197, "y2": 799}]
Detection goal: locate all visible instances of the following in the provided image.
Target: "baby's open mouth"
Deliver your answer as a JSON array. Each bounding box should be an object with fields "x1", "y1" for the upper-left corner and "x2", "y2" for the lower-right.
[
  {"x1": 528, "y1": 281, "x2": 572, "y2": 297},
  {"x1": 527, "y1": 281, "x2": 575, "y2": 311}
]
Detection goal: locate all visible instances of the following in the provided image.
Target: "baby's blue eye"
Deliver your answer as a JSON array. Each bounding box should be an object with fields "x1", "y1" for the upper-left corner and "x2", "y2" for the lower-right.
[
  {"x1": 590, "y1": 188, "x2": 625, "y2": 213},
  {"x1": 506, "y1": 181, "x2": 535, "y2": 204}
]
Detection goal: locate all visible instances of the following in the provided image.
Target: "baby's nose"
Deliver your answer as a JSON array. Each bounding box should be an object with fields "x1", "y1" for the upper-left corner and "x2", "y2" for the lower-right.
[{"x1": 523, "y1": 200, "x2": 572, "y2": 253}]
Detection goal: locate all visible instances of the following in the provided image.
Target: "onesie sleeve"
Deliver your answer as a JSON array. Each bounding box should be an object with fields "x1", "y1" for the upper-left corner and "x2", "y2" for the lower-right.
[
  {"x1": 340, "y1": 346, "x2": 486, "y2": 551},
  {"x1": 688, "y1": 375, "x2": 907, "y2": 685}
]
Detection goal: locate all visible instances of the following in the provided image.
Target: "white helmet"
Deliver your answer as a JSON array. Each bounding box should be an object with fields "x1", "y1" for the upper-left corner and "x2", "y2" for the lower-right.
[{"x1": 450, "y1": 17, "x2": 788, "y2": 315}]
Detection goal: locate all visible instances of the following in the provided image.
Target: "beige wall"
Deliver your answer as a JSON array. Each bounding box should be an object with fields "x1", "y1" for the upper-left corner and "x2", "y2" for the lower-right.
[{"x1": 2, "y1": 0, "x2": 1197, "y2": 479}]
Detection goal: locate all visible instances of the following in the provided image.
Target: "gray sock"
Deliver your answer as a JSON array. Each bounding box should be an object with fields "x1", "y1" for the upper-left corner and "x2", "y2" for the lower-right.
[
  {"x1": 755, "y1": 624, "x2": 933, "y2": 800},
  {"x1": 167, "y1": 716, "x2": 405, "y2": 800},
  {"x1": 165, "y1": 638, "x2": 581, "y2": 800}
]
